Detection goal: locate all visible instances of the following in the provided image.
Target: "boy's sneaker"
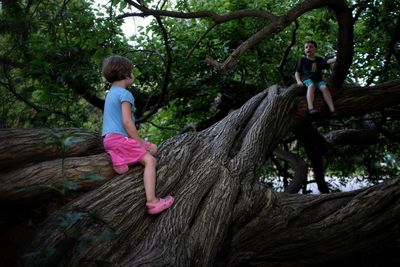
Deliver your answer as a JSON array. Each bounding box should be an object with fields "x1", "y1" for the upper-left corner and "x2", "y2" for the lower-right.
[
  {"x1": 330, "y1": 111, "x2": 339, "y2": 119},
  {"x1": 308, "y1": 108, "x2": 319, "y2": 115}
]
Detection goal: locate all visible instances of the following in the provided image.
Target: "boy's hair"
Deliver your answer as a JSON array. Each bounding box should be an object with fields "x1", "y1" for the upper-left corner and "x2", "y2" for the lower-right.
[
  {"x1": 102, "y1": 55, "x2": 133, "y2": 83},
  {"x1": 305, "y1": 40, "x2": 317, "y2": 48}
]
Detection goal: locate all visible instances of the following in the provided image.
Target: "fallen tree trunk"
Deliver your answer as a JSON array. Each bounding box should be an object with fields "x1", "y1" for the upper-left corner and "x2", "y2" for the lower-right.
[
  {"x1": 0, "y1": 128, "x2": 113, "y2": 205},
  {"x1": 0, "y1": 153, "x2": 114, "y2": 205},
  {"x1": 0, "y1": 128, "x2": 103, "y2": 171},
  {"x1": 225, "y1": 177, "x2": 400, "y2": 267},
  {"x1": 19, "y1": 82, "x2": 400, "y2": 266}
]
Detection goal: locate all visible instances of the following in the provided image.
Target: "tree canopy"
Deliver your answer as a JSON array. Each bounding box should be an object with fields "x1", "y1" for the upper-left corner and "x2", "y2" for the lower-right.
[
  {"x1": 1, "y1": 0, "x2": 399, "y2": 181},
  {"x1": 0, "y1": 0, "x2": 400, "y2": 266}
]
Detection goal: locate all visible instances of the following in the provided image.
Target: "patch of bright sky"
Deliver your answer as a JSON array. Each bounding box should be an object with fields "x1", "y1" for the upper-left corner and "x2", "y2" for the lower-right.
[
  {"x1": 92, "y1": 0, "x2": 153, "y2": 38},
  {"x1": 271, "y1": 176, "x2": 374, "y2": 194}
]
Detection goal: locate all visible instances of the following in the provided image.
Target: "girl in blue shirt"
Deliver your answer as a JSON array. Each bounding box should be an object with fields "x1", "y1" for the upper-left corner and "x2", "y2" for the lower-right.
[{"x1": 102, "y1": 55, "x2": 174, "y2": 215}]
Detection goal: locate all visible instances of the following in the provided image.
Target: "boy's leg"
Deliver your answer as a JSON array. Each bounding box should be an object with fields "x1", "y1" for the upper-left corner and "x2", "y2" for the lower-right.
[
  {"x1": 319, "y1": 83, "x2": 336, "y2": 112},
  {"x1": 304, "y1": 79, "x2": 317, "y2": 112}
]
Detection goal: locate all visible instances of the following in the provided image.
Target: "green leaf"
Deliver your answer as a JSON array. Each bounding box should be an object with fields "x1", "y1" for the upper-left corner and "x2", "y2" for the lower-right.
[
  {"x1": 80, "y1": 173, "x2": 106, "y2": 181},
  {"x1": 62, "y1": 180, "x2": 78, "y2": 191},
  {"x1": 58, "y1": 212, "x2": 84, "y2": 228}
]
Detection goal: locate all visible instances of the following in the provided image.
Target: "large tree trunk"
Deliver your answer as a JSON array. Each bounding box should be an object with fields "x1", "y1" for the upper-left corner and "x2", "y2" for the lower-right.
[
  {"x1": 0, "y1": 129, "x2": 113, "y2": 205},
  {"x1": 1, "y1": 81, "x2": 399, "y2": 266},
  {"x1": 0, "y1": 153, "x2": 114, "y2": 205}
]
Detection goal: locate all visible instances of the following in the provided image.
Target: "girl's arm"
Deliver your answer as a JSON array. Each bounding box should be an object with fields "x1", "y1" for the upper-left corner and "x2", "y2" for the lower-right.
[{"x1": 121, "y1": 101, "x2": 144, "y2": 147}]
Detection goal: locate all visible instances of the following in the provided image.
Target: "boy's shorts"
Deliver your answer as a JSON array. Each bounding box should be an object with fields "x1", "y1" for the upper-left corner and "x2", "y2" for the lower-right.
[
  {"x1": 303, "y1": 79, "x2": 327, "y2": 88},
  {"x1": 103, "y1": 133, "x2": 152, "y2": 167}
]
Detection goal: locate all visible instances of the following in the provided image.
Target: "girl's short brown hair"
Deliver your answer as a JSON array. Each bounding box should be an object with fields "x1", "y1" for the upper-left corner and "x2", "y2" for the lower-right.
[{"x1": 102, "y1": 55, "x2": 133, "y2": 83}]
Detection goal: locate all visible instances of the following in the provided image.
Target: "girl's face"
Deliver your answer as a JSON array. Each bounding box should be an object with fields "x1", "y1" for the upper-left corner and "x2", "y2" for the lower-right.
[
  {"x1": 304, "y1": 43, "x2": 316, "y2": 57},
  {"x1": 125, "y1": 73, "x2": 134, "y2": 87}
]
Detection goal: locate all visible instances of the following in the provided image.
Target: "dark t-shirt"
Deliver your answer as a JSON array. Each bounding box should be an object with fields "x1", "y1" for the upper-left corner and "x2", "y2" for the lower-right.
[{"x1": 295, "y1": 56, "x2": 330, "y2": 82}]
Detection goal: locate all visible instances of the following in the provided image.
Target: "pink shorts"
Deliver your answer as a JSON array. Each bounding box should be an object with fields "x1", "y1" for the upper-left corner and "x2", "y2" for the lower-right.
[{"x1": 103, "y1": 134, "x2": 152, "y2": 167}]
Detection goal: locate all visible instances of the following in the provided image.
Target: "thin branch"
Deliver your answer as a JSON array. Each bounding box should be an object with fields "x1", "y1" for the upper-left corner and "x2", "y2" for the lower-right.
[
  {"x1": 0, "y1": 56, "x2": 24, "y2": 68},
  {"x1": 277, "y1": 20, "x2": 299, "y2": 86},
  {"x1": 186, "y1": 23, "x2": 218, "y2": 60},
  {"x1": 120, "y1": 0, "x2": 352, "y2": 88},
  {"x1": 366, "y1": 12, "x2": 400, "y2": 85},
  {"x1": 1, "y1": 66, "x2": 78, "y2": 126},
  {"x1": 145, "y1": 120, "x2": 181, "y2": 132},
  {"x1": 121, "y1": 0, "x2": 277, "y2": 22},
  {"x1": 350, "y1": 0, "x2": 373, "y2": 24},
  {"x1": 136, "y1": 15, "x2": 172, "y2": 123}
]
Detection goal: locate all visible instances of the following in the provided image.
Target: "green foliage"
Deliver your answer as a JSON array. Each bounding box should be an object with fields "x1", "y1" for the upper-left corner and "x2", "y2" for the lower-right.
[
  {"x1": 0, "y1": 0, "x2": 129, "y2": 129},
  {"x1": 350, "y1": 0, "x2": 400, "y2": 84},
  {"x1": 315, "y1": 118, "x2": 400, "y2": 189}
]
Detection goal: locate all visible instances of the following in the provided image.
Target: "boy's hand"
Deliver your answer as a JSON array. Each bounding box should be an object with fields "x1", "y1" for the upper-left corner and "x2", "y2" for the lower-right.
[
  {"x1": 327, "y1": 57, "x2": 336, "y2": 64},
  {"x1": 297, "y1": 81, "x2": 303, "y2": 86}
]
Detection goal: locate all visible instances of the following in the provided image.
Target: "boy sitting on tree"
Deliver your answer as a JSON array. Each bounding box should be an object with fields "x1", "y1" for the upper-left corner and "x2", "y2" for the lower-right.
[{"x1": 295, "y1": 40, "x2": 338, "y2": 118}]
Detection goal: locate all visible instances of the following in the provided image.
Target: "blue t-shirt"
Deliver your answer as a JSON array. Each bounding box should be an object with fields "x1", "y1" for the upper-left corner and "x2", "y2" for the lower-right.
[{"x1": 102, "y1": 86, "x2": 135, "y2": 137}]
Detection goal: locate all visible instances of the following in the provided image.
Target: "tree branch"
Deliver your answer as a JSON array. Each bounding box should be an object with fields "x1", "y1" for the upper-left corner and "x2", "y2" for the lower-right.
[
  {"x1": 1, "y1": 66, "x2": 79, "y2": 126},
  {"x1": 366, "y1": 12, "x2": 400, "y2": 85},
  {"x1": 277, "y1": 20, "x2": 299, "y2": 86},
  {"x1": 121, "y1": 0, "x2": 277, "y2": 21},
  {"x1": 120, "y1": 0, "x2": 352, "y2": 85},
  {"x1": 273, "y1": 148, "x2": 308, "y2": 193},
  {"x1": 136, "y1": 16, "x2": 172, "y2": 123}
]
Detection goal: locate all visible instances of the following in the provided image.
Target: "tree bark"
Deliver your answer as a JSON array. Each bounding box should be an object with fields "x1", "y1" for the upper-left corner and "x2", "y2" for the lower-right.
[
  {"x1": 0, "y1": 128, "x2": 111, "y2": 205},
  {"x1": 18, "y1": 81, "x2": 400, "y2": 266},
  {"x1": 0, "y1": 153, "x2": 114, "y2": 205},
  {"x1": 225, "y1": 177, "x2": 400, "y2": 267},
  {"x1": 293, "y1": 122, "x2": 331, "y2": 193},
  {"x1": 0, "y1": 128, "x2": 103, "y2": 171},
  {"x1": 324, "y1": 115, "x2": 379, "y2": 145},
  {"x1": 273, "y1": 148, "x2": 308, "y2": 194}
]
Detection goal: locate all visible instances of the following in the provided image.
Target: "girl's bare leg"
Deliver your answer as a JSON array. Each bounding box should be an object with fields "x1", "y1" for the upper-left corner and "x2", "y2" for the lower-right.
[{"x1": 139, "y1": 153, "x2": 158, "y2": 204}]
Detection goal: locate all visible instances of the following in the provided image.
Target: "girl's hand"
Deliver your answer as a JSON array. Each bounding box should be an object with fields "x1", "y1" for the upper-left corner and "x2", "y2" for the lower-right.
[{"x1": 144, "y1": 141, "x2": 158, "y2": 156}]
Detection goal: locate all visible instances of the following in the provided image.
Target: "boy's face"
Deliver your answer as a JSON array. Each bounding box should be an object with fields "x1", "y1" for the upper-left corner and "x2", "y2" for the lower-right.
[{"x1": 304, "y1": 43, "x2": 316, "y2": 57}]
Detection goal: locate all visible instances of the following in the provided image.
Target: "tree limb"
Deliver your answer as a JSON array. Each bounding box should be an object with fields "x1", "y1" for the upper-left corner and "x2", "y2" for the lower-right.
[
  {"x1": 135, "y1": 16, "x2": 172, "y2": 123},
  {"x1": 273, "y1": 148, "x2": 308, "y2": 193},
  {"x1": 120, "y1": 0, "x2": 353, "y2": 87}
]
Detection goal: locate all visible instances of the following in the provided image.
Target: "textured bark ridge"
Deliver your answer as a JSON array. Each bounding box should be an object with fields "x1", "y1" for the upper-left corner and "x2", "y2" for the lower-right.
[
  {"x1": 17, "y1": 84, "x2": 400, "y2": 267},
  {"x1": 0, "y1": 128, "x2": 103, "y2": 170},
  {"x1": 0, "y1": 128, "x2": 113, "y2": 205}
]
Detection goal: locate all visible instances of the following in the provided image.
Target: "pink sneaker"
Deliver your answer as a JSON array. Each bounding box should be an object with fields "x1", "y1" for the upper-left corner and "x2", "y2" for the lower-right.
[
  {"x1": 113, "y1": 164, "x2": 128, "y2": 174},
  {"x1": 146, "y1": 196, "x2": 174, "y2": 215}
]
